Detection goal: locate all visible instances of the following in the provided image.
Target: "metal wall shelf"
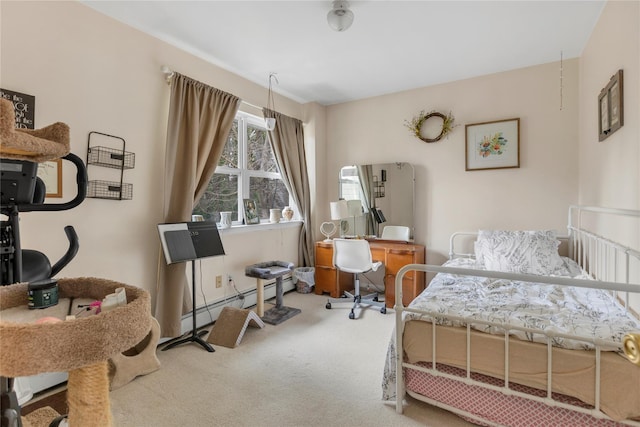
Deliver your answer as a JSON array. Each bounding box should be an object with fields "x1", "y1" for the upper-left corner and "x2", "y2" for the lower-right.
[
  {"x1": 87, "y1": 146, "x2": 135, "y2": 170},
  {"x1": 86, "y1": 132, "x2": 134, "y2": 201},
  {"x1": 87, "y1": 180, "x2": 133, "y2": 200}
]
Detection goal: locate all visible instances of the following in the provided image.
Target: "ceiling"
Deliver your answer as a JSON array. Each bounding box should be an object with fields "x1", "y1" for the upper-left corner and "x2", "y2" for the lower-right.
[{"x1": 81, "y1": 1, "x2": 605, "y2": 106}]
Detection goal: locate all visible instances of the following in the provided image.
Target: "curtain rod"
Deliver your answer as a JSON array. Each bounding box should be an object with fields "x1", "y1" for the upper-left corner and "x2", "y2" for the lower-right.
[{"x1": 161, "y1": 65, "x2": 262, "y2": 111}]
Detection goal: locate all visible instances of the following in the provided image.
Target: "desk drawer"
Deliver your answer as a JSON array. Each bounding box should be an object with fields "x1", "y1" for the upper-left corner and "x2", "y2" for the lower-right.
[
  {"x1": 315, "y1": 266, "x2": 336, "y2": 296},
  {"x1": 370, "y1": 247, "x2": 386, "y2": 263},
  {"x1": 385, "y1": 251, "x2": 416, "y2": 276},
  {"x1": 385, "y1": 275, "x2": 416, "y2": 307},
  {"x1": 316, "y1": 245, "x2": 334, "y2": 267}
]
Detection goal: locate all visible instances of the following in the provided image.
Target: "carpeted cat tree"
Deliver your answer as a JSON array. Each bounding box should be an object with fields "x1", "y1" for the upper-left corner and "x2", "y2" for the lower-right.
[
  {"x1": 0, "y1": 98, "x2": 156, "y2": 426},
  {"x1": 0, "y1": 279, "x2": 152, "y2": 426}
]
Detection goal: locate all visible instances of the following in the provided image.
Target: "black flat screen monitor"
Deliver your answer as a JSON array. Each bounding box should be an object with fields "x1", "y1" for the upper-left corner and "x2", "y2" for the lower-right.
[{"x1": 158, "y1": 221, "x2": 225, "y2": 265}]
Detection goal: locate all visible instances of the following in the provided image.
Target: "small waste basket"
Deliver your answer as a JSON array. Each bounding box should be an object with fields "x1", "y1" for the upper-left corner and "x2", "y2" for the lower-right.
[{"x1": 293, "y1": 267, "x2": 315, "y2": 293}]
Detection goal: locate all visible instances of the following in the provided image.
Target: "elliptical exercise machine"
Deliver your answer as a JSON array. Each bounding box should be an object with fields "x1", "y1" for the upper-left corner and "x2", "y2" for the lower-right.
[{"x1": 1, "y1": 154, "x2": 87, "y2": 286}]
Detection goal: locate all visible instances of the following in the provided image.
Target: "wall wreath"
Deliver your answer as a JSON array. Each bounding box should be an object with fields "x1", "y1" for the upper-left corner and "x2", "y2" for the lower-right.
[{"x1": 405, "y1": 110, "x2": 456, "y2": 143}]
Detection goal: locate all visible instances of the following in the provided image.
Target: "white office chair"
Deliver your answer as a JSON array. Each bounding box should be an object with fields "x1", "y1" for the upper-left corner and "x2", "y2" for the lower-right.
[
  {"x1": 325, "y1": 238, "x2": 387, "y2": 319},
  {"x1": 381, "y1": 225, "x2": 410, "y2": 241}
]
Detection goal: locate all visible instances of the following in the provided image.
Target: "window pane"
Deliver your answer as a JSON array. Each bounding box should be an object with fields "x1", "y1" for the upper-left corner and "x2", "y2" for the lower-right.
[
  {"x1": 246, "y1": 125, "x2": 277, "y2": 172},
  {"x1": 218, "y1": 121, "x2": 238, "y2": 168},
  {"x1": 339, "y1": 166, "x2": 361, "y2": 200},
  {"x1": 192, "y1": 113, "x2": 295, "y2": 225},
  {"x1": 249, "y1": 176, "x2": 289, "y2": 219},
  {"x1": 193, "y1": 173, "x2": 238, "y2": 222}
]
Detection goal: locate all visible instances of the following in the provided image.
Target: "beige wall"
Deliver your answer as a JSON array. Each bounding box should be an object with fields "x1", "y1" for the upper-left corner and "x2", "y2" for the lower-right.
[
  {"x1": 578, "y1": 0, "x2": 639, "y2": 217},
  {"x1": 579, "y1": 0, "x2": 639, "y2": 213},
  {"x1": 2, "y1": 1, "x2": 637, "y2": 308},
  {"x1": 577, "y1": 0, "x2": 639, "y2": 302},
  {"x1": 0, "y1": 1, "x2": 313, "y2": 310},
  {"x1": 325, "y1": 59, "x2": 580, "y2": 264}
]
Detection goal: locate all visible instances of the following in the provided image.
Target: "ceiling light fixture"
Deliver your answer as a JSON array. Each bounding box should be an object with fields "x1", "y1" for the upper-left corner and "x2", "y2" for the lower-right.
[
  {"x1": 265, "y1": 72, "x2": 278, "y2": 131},
  {"x1": 327, "y1": 0, "x2": 354, "y2": 32}
]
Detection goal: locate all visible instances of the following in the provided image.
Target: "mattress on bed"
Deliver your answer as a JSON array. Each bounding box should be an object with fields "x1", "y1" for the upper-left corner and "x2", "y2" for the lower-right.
[
  {"x1": 406, "y1": 257, "x2": 640, "y2": 351},
  {"x1": 402, "y1": 320, "x2": 640, "y2": 421}
]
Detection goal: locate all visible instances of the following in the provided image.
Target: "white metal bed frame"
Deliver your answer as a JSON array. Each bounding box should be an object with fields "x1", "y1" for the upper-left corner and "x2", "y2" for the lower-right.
[{"x1": 393, "y1": 205, "x2": 640, "y2": 426}]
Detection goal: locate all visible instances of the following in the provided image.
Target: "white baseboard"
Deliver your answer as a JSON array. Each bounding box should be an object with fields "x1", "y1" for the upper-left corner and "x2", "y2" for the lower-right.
[
  {"x1": 166, "y1": 277, "x2": 295, "y2": 342},
  {"x1": 19, "y1": 282, "x2": 297, "y2": 397}
]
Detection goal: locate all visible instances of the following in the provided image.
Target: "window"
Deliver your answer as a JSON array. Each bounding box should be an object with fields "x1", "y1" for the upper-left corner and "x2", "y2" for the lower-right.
[
  {"x1": 193, "y1": 111, "x2": 290, "y2": 224},
  {"x1": 339, "y1": 166, "x2": 362, "y2": 200}
]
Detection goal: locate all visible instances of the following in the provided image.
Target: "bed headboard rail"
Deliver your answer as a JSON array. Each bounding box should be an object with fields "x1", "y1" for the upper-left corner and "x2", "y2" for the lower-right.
[
  {"x1": 449, "y1": 232, "x2": 572, "y2": 260},
  {"x1": 448, "y1": 231, "x2": 478, "y2": 260},
  {"x1": 568, "y1": 205, "x2": 640, "y2": 310}
]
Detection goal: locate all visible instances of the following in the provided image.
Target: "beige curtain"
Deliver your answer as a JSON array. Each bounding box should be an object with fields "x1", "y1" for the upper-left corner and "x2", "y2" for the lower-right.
[
  {"x1": 156, "y1": 73, "x2": 240, "y2": 337},
  {"x1": 263, "y1": 108, "x2": 314, "y2": 266},
  {"x1": 357, "y1": 164, "x2": 376, "y2": 236}
]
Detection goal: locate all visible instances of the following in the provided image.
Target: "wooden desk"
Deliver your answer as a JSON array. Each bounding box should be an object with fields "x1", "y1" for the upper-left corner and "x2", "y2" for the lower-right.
[{"x1": 314, "y1": 240, "x2": 425, "y2": 308}]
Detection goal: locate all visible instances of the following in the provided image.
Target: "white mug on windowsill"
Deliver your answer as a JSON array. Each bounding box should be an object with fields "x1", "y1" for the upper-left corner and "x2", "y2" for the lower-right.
[
  {"x1": 269, "y1": 208, "x2": 282, "y2": 223},
  {"x1": 219, "y1": 211, "x2": 232, "y2": 229}
]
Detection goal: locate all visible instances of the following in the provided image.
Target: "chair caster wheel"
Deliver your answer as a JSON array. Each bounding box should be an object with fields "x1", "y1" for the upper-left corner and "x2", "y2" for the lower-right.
[
  {"x1": 349, "y1": 311, "x2": 355, "y2": 319},
  {"x1": 373, "y1": 296, "x2": 379, "y2": 302},
  {"x1": 326, "y1": 302, "x2": 332, "y2": 309},
  {"x1": 380, "y1": 307, "x2": 387, "y2": 314}
]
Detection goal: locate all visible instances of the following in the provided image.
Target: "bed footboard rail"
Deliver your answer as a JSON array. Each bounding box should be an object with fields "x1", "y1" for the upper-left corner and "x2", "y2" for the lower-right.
[{"x1": 393, "y1": 264, "x2": 640, "y2": 424}]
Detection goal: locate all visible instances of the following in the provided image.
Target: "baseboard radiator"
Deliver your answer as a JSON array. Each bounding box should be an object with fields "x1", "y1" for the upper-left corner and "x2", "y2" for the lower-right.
[{"x1": 175, "y1": 277, "x2": 295, "y2": 338}]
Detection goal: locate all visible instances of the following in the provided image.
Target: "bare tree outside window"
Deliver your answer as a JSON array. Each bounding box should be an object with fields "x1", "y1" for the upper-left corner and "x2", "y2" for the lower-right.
[{"x1": 193, "y1": 112, "x2": 290, "y2": 224}]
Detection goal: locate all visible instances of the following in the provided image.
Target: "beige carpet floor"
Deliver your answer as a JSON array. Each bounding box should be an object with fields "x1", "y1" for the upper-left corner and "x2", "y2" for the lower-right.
[{"x1": 109, "y1": 291, "x2": 472, "y2": 427}]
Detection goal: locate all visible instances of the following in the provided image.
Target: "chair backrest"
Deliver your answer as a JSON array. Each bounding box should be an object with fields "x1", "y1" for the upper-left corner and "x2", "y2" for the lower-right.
[
  {"x1": 332, "y1": 238, "x2": 373, "y2": 274},
  {"x1": 381, "y1": 225, "x2": 410, "y2": 241}
]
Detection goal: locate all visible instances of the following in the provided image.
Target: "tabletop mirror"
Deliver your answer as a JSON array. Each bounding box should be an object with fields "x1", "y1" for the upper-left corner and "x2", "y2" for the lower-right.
[{"x1": 338, "y1": 162, "x2": 414, "y2": 240}]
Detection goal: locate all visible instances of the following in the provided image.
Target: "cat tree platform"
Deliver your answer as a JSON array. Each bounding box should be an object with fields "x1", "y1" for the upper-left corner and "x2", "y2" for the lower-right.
[
  {"x1": 0, "y1": 277, "x2": 152, "y2": 426},
  {"x1": 245, "y1": 261, "x2": 300, "y2": 325}
]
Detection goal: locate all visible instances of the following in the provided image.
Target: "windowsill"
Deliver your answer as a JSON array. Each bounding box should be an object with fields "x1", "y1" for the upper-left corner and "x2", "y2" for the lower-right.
[{"x1": 218, "y1": 219, "x2": 303, "y2": 235}]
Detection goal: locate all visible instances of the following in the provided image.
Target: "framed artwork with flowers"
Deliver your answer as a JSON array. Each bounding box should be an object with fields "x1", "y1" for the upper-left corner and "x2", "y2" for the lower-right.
[{"x1": 465, "y1": 118, "x2": 520, "y2": 171}]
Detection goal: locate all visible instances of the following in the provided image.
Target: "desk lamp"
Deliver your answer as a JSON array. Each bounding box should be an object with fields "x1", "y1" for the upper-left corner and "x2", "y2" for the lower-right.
[
  {"x1": 323, "y1": 200, "x2": 348, "y2": 239},
  {"x1": 347, "y1": 199, "x2": 362, "y2": 237}
]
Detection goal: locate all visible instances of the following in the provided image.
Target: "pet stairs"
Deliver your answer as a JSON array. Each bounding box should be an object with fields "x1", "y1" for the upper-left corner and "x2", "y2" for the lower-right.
[{"x1": 206, "y1": 307, "x2": 265, "y2": 348}]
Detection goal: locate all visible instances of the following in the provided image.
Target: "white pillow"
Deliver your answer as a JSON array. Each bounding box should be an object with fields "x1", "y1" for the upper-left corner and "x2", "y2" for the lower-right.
[{"x1": 475, "y1": 230, "x2": 563, "y2": 275}]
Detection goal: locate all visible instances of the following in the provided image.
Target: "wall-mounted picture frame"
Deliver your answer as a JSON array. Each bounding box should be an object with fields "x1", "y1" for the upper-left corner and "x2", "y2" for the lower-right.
[
  {"x1": 0, "y1": 88, "x2": 35, "y2": 129},
  {"x1": 37, "y1": 159, "x2": 62, "y2": 198},
  {"x1": 243, "y1": 198, "x2": 260, "y2": 225},
  {"x1": 598, "y1": 69, "x2": 624, "y2": 141},
  {"x1": 465, "y1": 118, "x2": 520, "y2": 171}
]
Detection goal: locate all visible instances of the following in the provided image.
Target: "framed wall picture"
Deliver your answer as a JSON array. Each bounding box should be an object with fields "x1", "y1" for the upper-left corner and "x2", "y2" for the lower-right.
[
  {"x1": 37, "y1": 159, "x2": 62, "y2": 198},
  {"x1": 0, "y1": 89, "x2": 35, "y2": 129},
  {"x1": 465, "y1": 118, "x2": 520, "y2": 171},
  {"x1": 598, "y1": 69, "x2": 624, "y2": 141},
  {"x1": 243, "y1": 198, "x2": 260, "y2": 225}
]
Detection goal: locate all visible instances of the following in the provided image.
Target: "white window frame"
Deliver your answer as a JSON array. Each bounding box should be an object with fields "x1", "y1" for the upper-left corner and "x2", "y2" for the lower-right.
[{"x1": 216, "y1": 111, "x2": 289, "y2": 225}]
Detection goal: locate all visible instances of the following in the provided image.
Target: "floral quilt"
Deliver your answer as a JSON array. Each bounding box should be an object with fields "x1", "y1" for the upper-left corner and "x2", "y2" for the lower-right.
[
  {"x1": 404, "y1": 257, "x2": 639, "y2": 350},
  {"x1": 381, "y1": 257, "x2": 640, "y2": 401}
]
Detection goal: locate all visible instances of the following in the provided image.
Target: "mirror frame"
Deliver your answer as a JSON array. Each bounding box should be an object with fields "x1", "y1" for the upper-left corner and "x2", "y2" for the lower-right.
[{"x1": 339, "y1": 162, "x2": 414, "y2": 240}]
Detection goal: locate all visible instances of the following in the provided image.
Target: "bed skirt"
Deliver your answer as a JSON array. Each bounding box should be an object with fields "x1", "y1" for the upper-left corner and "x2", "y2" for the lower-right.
[{"x1": 405, "y1": 362, "x2": 629, "y2": 427}]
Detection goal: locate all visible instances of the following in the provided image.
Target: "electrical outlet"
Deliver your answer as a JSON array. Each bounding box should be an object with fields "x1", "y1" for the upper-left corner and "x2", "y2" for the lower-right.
[{"x1": 216, "y1": 275, "x2": 222, "y2": 288}]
